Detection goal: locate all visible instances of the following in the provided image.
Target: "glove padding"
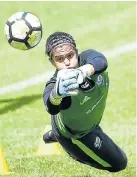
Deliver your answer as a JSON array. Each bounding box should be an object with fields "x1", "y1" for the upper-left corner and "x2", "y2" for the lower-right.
[
  {"x1": 49, "y1": 69, "x2": 80, "y2": 105},
  {"x1": 57, "y1": 67, "x2": 90, "y2": 95},
  {"x1": 72, "y1": 64, "x2": 94, "y2": 85},
  {"x1": 49, "y1": 65, "x2": 93, "y2": 105},
  {"x1": 57, "y1": 69, "x2": 79, "y2": 96}
]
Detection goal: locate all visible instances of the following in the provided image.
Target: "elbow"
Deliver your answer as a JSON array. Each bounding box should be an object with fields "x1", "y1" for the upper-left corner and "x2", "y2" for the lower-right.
[
  {"x1": 46, "y1": 104, "x2": 60, "y2": 115},
  {"x1": 102, "y1": 58, "x2": 108, "y2": 72},
  {"x1": 46, "y1": 106, "x2": 59, "y2": 115},
  {"x1": 92, "y1": 56, "x2": 108, "y2": 74},
  {"x1": 99, "y1": 54, "x2": 108, "y2": 72},
  {"x1": 43, "y1": 97, "x2": 60, "y2": 115}
]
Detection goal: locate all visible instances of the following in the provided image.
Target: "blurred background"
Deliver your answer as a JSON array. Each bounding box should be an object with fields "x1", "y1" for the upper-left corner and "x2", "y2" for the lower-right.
[{"x1": 0, "y1": 2, "x2": 136, "y2": 177}]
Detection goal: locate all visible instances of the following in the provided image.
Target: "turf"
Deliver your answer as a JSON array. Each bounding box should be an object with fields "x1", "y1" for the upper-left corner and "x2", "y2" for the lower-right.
[{"x1": 0, "y1": 1, "x2": 136, "y2": 177}]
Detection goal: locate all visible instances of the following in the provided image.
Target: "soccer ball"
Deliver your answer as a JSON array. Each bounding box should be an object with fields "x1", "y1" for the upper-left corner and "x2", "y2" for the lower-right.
[{"x1": 5, "y1": 12, "x2": 42, "y2": 50}]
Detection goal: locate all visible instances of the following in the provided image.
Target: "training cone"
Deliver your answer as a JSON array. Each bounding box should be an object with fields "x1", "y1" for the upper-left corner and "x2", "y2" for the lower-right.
[
  {"x1": 0, "y1": 146, "x2": 9, "y2": 175},
  {"x1": 36, "y1": 125, "x2": 64, "y2": 156}
]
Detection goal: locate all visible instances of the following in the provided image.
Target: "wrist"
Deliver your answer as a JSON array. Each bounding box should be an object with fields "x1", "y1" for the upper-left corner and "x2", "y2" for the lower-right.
[
  {"x1": 78, "y1": 64, "x2": 95, "y2": 78},
  {"x1": 49, "y1": 85, "x2": 62, "y2": 105}
]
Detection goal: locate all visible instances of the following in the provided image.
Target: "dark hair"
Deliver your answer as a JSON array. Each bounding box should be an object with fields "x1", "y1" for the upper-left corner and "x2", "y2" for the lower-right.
[{"x1": 45, "y1": 31, "x2": 77, "y2": 57}]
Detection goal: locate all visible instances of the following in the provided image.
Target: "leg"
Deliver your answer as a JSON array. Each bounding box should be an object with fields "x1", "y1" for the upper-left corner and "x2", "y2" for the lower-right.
[
  {"x1": 52, "y1": 119, "x2": 127, "y2": 172},
  {"x1": 77, "y1": 126, "x2": 127, "y2": 172},
  {"x1": 51, "y1": 118, "x2": 100, "y2": 166}
]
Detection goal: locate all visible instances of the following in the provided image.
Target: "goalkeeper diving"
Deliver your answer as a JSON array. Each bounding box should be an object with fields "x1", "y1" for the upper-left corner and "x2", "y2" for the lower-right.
[{"x1": 43, "y1": 32, "x2": 127, "y2": 172}]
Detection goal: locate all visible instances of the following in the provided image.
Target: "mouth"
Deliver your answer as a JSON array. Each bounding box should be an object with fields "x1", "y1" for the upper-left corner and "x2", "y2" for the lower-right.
[{"x1": 67, "y1": 66, "x2": 77, "y2": 69}]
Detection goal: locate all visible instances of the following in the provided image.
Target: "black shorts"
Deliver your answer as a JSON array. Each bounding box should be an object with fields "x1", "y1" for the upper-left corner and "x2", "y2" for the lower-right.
[{"x1": 51, "y1": 118, "x2": 127, "y2": 172}]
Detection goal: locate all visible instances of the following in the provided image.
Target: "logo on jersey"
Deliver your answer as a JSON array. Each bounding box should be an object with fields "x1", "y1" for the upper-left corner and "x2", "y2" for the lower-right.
[
  {"x1": 94, "y1": 136, "x2": 102, "y2": 149},
  {"x1": 81, "y1": 81, "x2": 90, "y2": 89},
  {"x1": 80, "y1": 96, "x2": 91, "y2": 105},
  {"x1": 79, "y1": 78, "x2": 95, "y2": 92},
  {"x1": 96, "y1": 75, "x2": 104, "y2": 86}
]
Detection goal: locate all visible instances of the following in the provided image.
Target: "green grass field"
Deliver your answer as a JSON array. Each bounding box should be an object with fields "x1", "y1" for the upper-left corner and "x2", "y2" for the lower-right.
[{"x1": 0, "y1": 2, "x2": 136, "y2": 177}]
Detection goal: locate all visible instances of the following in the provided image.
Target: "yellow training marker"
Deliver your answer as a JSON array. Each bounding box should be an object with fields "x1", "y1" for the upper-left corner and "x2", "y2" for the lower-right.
[
  {"x1": 0, "y1": 146, "x2": 14, "y2": 175},
  {"x1": 36, "y1": 125, "x2": 64, "y2": 156}
]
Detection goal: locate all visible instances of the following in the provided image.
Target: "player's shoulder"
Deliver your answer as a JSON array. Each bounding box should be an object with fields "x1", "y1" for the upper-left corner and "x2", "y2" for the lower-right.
[
  {"x1": 78, "y1": 49, "x2": 106, "y2": 66},
  {"x1": 79, "y1": 49, "x2": 105, "y2": 59},
  {"x1": 79, "y1": 49, "x2": 95, "y2": 56}
]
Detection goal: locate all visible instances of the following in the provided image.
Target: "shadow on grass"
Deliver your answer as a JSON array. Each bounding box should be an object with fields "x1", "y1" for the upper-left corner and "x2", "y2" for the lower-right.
[{"x1": 0, "y1": 94, "x2": 42, "y2": 115}]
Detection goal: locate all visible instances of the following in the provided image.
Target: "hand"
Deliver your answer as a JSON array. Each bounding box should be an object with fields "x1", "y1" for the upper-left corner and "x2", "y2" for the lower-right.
[
  {"x1": 75, "y1": 69, "x2": 85, "y2": 84},
  {"x1": 76, "y1": 64, "x2": 95, "y2": 83},
  {"x1": 57, "y1": 69, "x2": 79, "y2": 96},
  {"x1": 49, "y1": 66, "x2": 94, "y2": 105},
  {"x1": 49, "y1": 69, "x2": 80, "y2": 105}
]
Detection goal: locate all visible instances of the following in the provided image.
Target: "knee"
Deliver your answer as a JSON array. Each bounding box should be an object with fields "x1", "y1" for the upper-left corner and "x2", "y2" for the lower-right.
[
  {"x1": 109, "y1": 153, "x2": 128, "y2": 172},
  {"x1": 117, "y1": 151, "x2": 128, "y2": 172}
]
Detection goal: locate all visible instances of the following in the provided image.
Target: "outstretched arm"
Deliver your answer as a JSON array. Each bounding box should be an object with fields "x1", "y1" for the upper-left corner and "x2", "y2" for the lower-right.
[
  {"x1": 75, "y1": 49, "x2": 108, "y2": 83},
  {"x1": 79, "y1": 49, "x2": 108, "y2": 74},
  {"x1": 43, "y1": 81, "x2": 61, "y2": 115},
  {"x1": 43, "y1": 69, "x2": 79, "y2": 115}
]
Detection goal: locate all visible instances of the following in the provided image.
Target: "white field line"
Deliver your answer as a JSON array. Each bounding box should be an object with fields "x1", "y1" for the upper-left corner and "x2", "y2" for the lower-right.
[{"x1": 0, "y1": 42, "x2": 136, "y2": 96}]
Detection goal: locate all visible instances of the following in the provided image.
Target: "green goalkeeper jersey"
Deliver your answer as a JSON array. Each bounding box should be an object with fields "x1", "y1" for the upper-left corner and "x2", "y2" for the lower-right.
[
  {"x1": 43, "y1": 49, "x2": 109, "y2": 138},
  {"x1": 54, "y1": 71, "x2": 109, "y2": 138}
]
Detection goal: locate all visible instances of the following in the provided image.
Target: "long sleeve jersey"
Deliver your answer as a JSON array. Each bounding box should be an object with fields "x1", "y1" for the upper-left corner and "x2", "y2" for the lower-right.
[{"x1": 43, "y1": 49, "x2": 109, "y2": 138}]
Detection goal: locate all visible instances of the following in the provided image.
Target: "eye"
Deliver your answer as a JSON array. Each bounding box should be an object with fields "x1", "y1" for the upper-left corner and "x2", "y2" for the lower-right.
[
  {"x1": 56, "y1": 56, "x2": 64, "y2": 62},
  {"x1": 67, "y1": 52, "x2": 74, "y2": 59}
]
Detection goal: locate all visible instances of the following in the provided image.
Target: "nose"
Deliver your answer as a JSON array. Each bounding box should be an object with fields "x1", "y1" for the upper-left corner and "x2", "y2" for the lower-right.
[{"x1": 64, "y1": 58, "x2": 70, "y2": 66}]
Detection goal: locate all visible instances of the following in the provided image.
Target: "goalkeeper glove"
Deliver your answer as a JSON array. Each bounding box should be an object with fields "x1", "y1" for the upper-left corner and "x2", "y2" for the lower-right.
[
  {"x1": 49, "y1": 69, "x2": 79, "y2": 105},
  {"x1": 76, "y1": 64, "x2": 95, "y2": 84}
]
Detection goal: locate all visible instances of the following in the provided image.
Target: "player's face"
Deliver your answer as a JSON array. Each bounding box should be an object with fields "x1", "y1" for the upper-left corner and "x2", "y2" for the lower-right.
[{"x1": 50, "y1": 44, "x2": 78, "y2": 70}]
